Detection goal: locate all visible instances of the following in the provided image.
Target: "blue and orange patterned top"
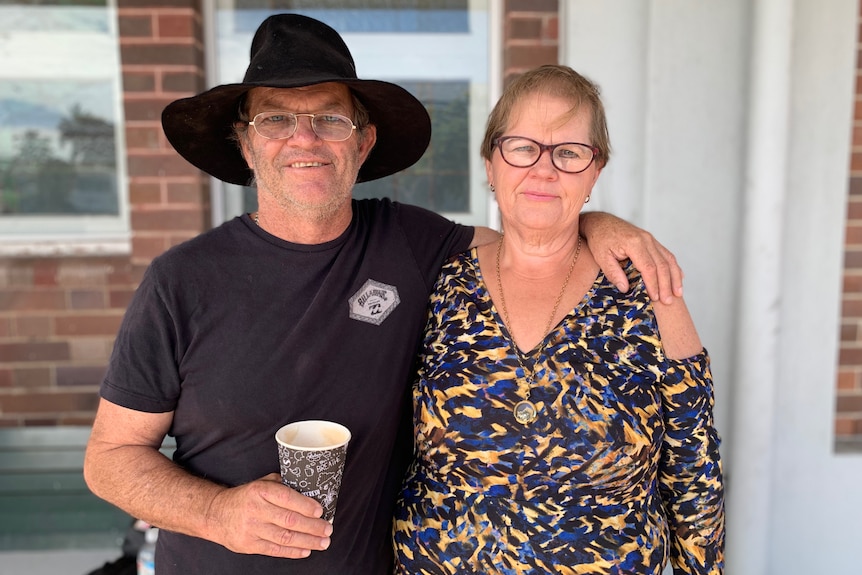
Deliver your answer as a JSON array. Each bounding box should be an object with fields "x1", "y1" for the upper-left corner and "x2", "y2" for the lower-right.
[{"x1": 394, "y1": 249, "x2": 724, "y2": 575}]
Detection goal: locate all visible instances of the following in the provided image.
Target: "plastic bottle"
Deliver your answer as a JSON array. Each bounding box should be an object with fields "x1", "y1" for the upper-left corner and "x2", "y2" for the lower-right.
[{"x1": 137, "y1": 527, "x2": 159, "y2": 575}]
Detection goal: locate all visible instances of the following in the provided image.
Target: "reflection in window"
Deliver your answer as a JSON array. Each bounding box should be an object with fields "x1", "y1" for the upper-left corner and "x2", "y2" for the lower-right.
[
  {"x1": 0, "y1": 0, "x2": 122, "y2": 219},
  {"x1": 355, "y1": 81, "x2": 470, "y2": 212},
  {"x1": 0, "y1": 84, "x2": 118, "y2": 215}
]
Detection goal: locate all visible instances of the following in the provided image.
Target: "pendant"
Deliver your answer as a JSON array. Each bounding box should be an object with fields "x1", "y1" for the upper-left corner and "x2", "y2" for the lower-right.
[{"x1": 513, "y1": 400, "x2": 538, "y2": 425}]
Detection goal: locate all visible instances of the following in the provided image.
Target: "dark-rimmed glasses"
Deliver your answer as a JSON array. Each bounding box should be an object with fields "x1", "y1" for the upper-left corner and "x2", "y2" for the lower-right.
[
  {"x1": 248, "y1": 112, "x2": 357, "y2": 142},
  {"x1": 494, "y1": 136, "x2": 599, "y2": 174}
]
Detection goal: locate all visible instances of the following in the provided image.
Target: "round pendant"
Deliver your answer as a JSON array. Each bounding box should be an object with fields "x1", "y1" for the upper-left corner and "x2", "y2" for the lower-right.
[{"x1": 513, "y1": 400, "x2": 538, "y2": 424}]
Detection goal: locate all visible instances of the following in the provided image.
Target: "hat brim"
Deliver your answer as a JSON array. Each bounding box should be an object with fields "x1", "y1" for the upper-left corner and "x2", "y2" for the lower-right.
[{"x1": 162, "y1": 78, "x2": 431, "y2": 186}]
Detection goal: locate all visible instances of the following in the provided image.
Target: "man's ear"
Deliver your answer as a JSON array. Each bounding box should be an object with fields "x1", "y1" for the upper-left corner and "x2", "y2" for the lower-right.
[{"x1": 357, "y1": 124, "x2": 377, "y2": 165}]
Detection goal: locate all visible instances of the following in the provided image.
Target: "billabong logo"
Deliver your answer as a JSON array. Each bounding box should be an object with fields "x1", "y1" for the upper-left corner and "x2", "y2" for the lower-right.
[{"x1": 348, "y1": 279, "x2": 400, "y2": 325}]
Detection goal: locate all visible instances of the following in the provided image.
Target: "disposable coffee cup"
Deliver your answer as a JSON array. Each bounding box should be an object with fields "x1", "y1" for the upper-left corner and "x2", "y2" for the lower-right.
[{"x1": 275, "y1": 420, "x2": 351, "y2": 522}]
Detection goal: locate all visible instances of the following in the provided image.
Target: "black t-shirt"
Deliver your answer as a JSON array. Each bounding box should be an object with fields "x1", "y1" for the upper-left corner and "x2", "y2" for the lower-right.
[{"x1": 101, "y1": 199, "x2": 473, "y2": 574}]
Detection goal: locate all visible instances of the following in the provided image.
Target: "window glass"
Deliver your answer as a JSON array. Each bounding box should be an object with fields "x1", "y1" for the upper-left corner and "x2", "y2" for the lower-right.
[
  {"x1": 212, "y1": 0, "x2": 490, "y2": 226},
  {"x1": 0, "y1": 0, "x2": 128, "y2": 245}
]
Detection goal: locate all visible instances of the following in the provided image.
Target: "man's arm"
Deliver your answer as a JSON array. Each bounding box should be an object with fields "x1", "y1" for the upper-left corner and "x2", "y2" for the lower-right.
[
  {"x1": 470, "y1": 213, "x2": 683, "y2": 304},
  {"x1": 468, "y1": 225, "x2": 500, "y2": 249},
  {"x1": 83, "y1": 398, "x2": 332, "y2": 558},
  {"x1": 579, "y1": 211, "x2": 683, "y2": 304}
]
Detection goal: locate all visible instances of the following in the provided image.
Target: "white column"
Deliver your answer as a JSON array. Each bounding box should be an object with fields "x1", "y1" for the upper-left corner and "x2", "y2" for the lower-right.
[{"x1": 725, "y1": 0, "x2": 794, "y2": 573}]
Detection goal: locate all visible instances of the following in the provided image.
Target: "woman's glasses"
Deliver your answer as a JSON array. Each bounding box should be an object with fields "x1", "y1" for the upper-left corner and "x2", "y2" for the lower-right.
[{"x1": 495, "y1": 136, "x2": 599, "y2": 174}]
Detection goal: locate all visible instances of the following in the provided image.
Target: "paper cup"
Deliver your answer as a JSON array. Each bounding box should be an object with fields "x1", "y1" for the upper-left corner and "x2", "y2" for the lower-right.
[{"x1": 275, "y1": 420, "x2": 351, "y2": 522}]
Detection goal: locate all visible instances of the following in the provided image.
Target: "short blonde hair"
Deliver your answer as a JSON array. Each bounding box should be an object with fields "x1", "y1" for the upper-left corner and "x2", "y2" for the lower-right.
[{"x1": 480, "y1": 65, "x2": 611, "y2": 169}]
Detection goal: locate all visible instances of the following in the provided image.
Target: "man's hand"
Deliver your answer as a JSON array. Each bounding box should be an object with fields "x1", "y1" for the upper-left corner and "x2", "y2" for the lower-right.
[
  {"x1": 580, "y1": 211, "x2": 683, "y2": 304},
  {"x1": 206, "y1": 473, "x2": 333, "y2": 559}
]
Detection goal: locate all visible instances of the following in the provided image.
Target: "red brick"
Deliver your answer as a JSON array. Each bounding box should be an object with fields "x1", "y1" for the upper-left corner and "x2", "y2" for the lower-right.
[
  {"x1": 70, "y1": 290, "x2": 106, "y2": 310},
  {"x1": 844, "y1": 248, "x2": 862, "y2": 269},
  {"x1": 130, "y1": 182, "x2": 163, "y2": 205},
  {"x1": 119, "y1": 44, "x2": 201, "y2": 67},
  {"x1": 0, "y1": 290, "x2": 66, "y2": 311},
  {"x1": 162, "y1": 70, "x2": 202, "y2": 93},
  {"x1": 32, "y1": 261, "x2": 59, "y2": 286},
  {"x1": 56, "y1": 365, "x2": 107, "y2": 387},
  {"x1": 126, "y1": 126, "x2": 163, "y2": 150},
  {"x1": 839, "y1": 346, "x2": 862, "y2": 365},
  {"x1": 838, "y1": 369, "x2": 860, "y2": 390},
  {"x1": 836, "y1": 417, "x2": 856, "y2": 436},
  {"x1": 14, "y1": 367, "x2": 52, "y2": 388},
  {"x1": 506, "y1": 45, "x2": 559, "y2": 69},
  {"x1": 167, "y1": 182, "x2": 207, "y2": 204},
  {"x1": 0, "y1": 391, "x2": 100, "y2": 414},
  {"x1": 123, "y1": 71, "x2": 157, "y2": 92},
  {"x1": 836, "y1": 394, "x2": 862, "y2": 412},
  {"x1": 13, "y1": 316, "x2": 53, "y2": 337},
  {"x1": 131, "y1": 236, "x2": 171, "y2": 261},
  {"x1": 109, "y1": 289, "x2": 138, "y2": 309},
  {"x1": 0, "y1": 342, "x2": 69, "y2": 362},
  {"x1": 845, "y1": 222, "x2": 862, "y2": 245},
  {"x1": 131, "y1": 208, "x2": 206, "y2": 232},
  {"x1": 509, "y1": 16, "x2": 542, "y2": 40},
  {"x1": 127, "y1": 154, "x2": 200, "y2": 178},
  {"x1": 0, "y1": 369, "x2": 12, "y2": 387},
  {"x1": 158, "y1": 14, "x2": 195, "y2": 38},
  {"x1": 124, "y1": 97, "x2": 177, "y2": 122},
  {"x1": 545, "y1": 15, "x2": 558, "y2": 40},
  {"x1": 119, "y1": 14, "x2": 153, "y2": 37},
  {"x1": 843, "y1": 273, "x2": 862, "y2": 292},
  {"x1": 55, "y1": 314, "x2": 124, "y2": 337},
  {"x1": 507, "y1": 0, "x2": 558, "y2": 11}
]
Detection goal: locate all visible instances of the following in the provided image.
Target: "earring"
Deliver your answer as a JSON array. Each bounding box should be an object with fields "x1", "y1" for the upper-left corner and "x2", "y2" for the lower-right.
[
  {"x1": 584, "y1": 195, "x2": 591, "y2": 203},
  {"x1": 489, "y1": 184, "x2": 495, "y2": 192}
]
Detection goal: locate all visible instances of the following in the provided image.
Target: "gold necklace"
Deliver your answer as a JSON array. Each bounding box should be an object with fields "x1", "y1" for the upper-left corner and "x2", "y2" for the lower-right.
[{"x1": 495, "y1": 234, "x2": 581, "y2": 424}]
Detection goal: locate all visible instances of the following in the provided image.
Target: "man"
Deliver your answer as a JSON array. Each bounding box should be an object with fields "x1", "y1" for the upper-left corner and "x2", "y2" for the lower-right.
[{"x1": 84, "y1": 13, "x2": 682, "y2": 575}]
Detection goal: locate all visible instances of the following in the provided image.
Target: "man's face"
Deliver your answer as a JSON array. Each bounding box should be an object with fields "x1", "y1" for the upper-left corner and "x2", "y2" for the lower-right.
[{"x1": 240, "y1": 83, "x2": 377, "y2": 222}]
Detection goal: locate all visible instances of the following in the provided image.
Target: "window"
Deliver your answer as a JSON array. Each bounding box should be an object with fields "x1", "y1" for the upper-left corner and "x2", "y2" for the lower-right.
[
  {"x1": 0, "y1": 0, "x2": 129, "y2": 254},
  {"x1": 211, "y1": 0, "x2": 492, "y2": 226}
]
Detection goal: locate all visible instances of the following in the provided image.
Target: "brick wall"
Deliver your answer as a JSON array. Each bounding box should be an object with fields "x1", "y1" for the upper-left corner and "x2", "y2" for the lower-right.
[
  {"x1": 0, "y1": 0, "x2": 208, "y2": 428},
  {"x1": 503, "y1": 0, "x2": 559, "y2": 85},
  {"x1": 837, "y1": 0, "x2": 862, "y2": 450}
]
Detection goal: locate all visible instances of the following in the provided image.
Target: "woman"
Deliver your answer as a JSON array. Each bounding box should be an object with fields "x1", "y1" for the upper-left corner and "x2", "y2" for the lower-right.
[{"x1": 394, "y1": 65, "x2": 724, "y2": 574}]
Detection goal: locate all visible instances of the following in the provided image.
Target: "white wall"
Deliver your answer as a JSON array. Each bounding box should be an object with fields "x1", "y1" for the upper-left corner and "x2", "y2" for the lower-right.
[{"x1": 561, "y1": 1, "x2": 861, "y2": 573}]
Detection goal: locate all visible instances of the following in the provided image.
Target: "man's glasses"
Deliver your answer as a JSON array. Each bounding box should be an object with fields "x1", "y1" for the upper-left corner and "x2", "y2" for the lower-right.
[
  {"x1": 248, "y1": 112, "x2": 357, "y2": 142},
  {"x1": 494, "y1": 136, "x2": 599, "y2": 174}
]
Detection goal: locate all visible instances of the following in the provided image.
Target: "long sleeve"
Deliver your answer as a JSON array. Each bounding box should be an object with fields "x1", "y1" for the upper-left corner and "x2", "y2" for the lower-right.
[{"x1": 658, "y1": 350, "x2": 725, "y2": 575}]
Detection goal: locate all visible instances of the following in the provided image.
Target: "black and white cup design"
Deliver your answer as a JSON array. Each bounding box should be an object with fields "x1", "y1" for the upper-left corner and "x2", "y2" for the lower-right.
[{"x1": 275, "y1": 420, "x2": 351, "y2": 522}]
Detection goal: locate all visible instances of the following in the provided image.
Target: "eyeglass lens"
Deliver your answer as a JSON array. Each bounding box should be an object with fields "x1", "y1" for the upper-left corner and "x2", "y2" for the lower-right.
[
  {"x1": 251, "y1": 112, "x2": 356, "y2": 141},
  {"x1": 498, "y1": 137, "x2": 595, "y2": 173}
]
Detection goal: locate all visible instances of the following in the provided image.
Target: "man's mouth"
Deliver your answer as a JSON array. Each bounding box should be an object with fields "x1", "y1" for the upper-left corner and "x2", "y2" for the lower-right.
[{"x1": 290, "y1": 161, "x2": 326, "y2": 168}]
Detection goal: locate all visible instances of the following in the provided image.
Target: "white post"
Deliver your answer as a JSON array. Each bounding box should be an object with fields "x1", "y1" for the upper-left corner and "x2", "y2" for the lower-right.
[{"x1": 725, "y1": 0, "x2": 794, "y2": 572}]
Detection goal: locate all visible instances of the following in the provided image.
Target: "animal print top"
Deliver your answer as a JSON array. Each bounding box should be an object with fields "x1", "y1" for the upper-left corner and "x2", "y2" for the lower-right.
[{"x1": 393, "y1": 249, "x2": 724, "y2": 575}]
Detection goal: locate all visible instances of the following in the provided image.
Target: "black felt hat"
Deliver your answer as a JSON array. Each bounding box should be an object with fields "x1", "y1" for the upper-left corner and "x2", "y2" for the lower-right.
[{"x1": 161, "y1": 14, "x2": 431, "y2": 185}]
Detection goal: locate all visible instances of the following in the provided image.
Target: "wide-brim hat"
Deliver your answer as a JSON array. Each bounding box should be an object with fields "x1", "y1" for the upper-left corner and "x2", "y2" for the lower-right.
[{"x1": 161, "y1": 13, "x2": 431, "y2": 186}]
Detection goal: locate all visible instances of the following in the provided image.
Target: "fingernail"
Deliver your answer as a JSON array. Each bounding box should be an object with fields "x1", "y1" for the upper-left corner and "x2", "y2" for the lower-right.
[
  {"x1": 323, "y1": 523, "x2": 333, "y2": 537},
  {"x1": 320, "y1": 537, "x2": 331, "y2": 550}
]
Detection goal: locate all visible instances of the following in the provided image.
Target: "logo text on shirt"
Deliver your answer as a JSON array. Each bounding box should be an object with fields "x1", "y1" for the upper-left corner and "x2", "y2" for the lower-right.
[{"x1": 348, "y1": 279, "x2": 400, "y2": 325}]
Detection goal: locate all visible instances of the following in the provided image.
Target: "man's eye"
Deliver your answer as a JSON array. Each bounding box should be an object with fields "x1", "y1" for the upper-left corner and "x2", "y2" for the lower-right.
[{"x1": 320, "y1": 115, "x2": 346, "y2": 124}]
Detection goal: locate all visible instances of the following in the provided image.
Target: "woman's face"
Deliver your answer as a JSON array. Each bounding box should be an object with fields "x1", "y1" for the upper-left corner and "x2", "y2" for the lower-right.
[{"x1": 486, "y1": 92, "x2": 602, "y2": 237}]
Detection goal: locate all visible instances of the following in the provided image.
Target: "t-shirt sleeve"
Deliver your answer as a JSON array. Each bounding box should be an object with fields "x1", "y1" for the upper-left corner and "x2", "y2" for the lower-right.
[
  {"x1": 100, "y1": 259, "x2": 182, "y2": 413},
  {"x1": 394, "y1": 202, "x2": 474, "y2": 288}
]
